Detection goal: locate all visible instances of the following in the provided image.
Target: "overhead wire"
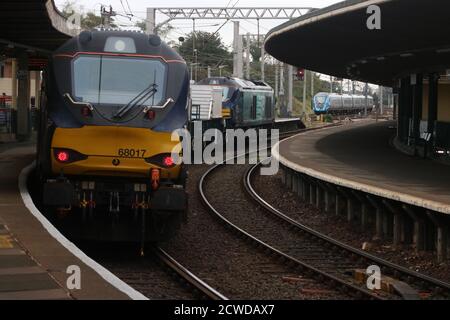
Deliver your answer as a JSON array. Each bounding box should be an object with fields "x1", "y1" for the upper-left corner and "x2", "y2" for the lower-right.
[
  {"x1": 119, "y1": 0, "x2": 128, "y2": 15},
  {"x1": 207, "y1": 0, "x2": 240, "y2": 40},
  {"x1": 125, "y1": 0, "x2": 132, "y2": 15},
  {"x1": 86, "y1": 1, "x2": 274, "y2": 58}
]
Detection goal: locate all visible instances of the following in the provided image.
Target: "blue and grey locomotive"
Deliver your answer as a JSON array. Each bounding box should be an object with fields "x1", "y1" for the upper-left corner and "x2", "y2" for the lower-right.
[{"x1": 196, "y1": 77, "x2": 275, "y2": 128}]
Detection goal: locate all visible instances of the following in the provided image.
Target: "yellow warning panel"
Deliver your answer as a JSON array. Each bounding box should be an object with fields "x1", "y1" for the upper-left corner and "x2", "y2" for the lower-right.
[{"x1": 0, "y1": 235, "x2": 14, "y2": 249}]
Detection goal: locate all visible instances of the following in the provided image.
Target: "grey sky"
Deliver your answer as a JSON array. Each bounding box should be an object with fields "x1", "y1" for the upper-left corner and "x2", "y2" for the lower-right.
[{"x1": 55, "y1": 0, "x2": 342, "y2": 46}]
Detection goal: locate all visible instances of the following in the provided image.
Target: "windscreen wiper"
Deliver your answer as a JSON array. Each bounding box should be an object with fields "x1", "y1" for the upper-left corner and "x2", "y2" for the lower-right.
[{"x1": 113, "y1": 83, "x2": 158, "y2": 119}]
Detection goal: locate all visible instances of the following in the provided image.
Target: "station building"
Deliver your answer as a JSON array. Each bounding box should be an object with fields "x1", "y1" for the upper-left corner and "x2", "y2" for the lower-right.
[
  {"x1": 0, "y1": 0, "x2": 75, "y2": 142},
  {"x1": 265, "y1": 0, "x2": 450, "y2": 160},
  {"x1": 265, "y1": 0, "x2": 450, "y2": 261},
  {"x1": 0, "y1": 60, "x2": 39, "y2": 100}
]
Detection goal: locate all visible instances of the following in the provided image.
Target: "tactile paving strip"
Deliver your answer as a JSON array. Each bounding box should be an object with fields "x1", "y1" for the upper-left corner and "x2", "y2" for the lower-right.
[{"x1": 0, "y1": 224, "x2": 70, "y2": 300}]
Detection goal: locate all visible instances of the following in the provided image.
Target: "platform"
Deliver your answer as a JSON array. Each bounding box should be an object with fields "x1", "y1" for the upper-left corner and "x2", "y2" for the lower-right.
[
  {"x1": 0, "y1": 146, "x2": 141, "y2": 300},
  {"x1": 274, "y1": 120, "x2": 450, "y2": 215}
]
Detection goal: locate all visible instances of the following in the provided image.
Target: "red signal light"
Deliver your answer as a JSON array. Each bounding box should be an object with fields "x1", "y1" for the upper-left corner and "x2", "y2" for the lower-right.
[
  {"x1": 163, "y1": 156, "x2": 174, "y2": 167},
  {"x1": 53, "y1": 149, "x2": 88, "y2": 164},
  {"x1": 296, "y1": 68, "x2": 305, "y2": 81},
  {"x1": 56, "y1": 151, "x2": 70, "y2": 163}
]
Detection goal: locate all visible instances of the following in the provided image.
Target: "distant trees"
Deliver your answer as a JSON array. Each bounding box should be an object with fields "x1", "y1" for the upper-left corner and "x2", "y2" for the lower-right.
[
  {"x1": 177, "y1": 31, "x2": 233, "y2": 80},
  {"x1": 242, "y1": 37, "x2": 262, "y2": 62},
  {"x1": 134, "y1": 21, "x2": 174, "y2": 40},
  {"x1": 134, "y1": 20, "x2": 146, "y2": 32},
  {"x1": 60, "y1": 0, "x2": 117, "y2": 30}
]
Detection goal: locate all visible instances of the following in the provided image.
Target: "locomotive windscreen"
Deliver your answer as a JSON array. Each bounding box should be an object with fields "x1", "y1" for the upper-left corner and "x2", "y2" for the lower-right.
[
  {"x1": 315, "y1": 95, "x2": 327, "y2": 104},
  {"x1": 49, "y1": 31, "x2": 189, "y2": 131},
  {"x1": 73, "y1": 55, "x2": 167, "y2": 106}
]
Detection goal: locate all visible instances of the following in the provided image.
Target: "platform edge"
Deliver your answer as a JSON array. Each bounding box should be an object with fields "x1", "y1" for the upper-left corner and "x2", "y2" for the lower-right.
[{"x1": 18, "y1": 161, "x2": 149, "y2": 300}]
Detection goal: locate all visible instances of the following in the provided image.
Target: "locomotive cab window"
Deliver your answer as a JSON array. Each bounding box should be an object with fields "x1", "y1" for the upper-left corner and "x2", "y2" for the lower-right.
[
  {"x1": 316, "y1": 95, "x2": 327, "y2": 104},
  {"x1": 73, "y1": 55, "x2": 167, "y2": 107},
  {"x1": 252, "y1": 95, "x2": 257, "y2": 120},
  {"x1": 265, "y1": 96, "x2": 272, "y2": 118},
  {"x1": 222, "y1": 87, "x2": 230, "y2": 102}
]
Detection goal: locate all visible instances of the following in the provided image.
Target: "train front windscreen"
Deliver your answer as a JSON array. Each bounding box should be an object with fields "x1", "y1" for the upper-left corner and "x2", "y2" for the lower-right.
[
  {"x1": 73, "y1": 55, "x2": 167, "y2": 118},
  {"x1": 50, "y1": 32, "x2": 190, "y2": 132}
]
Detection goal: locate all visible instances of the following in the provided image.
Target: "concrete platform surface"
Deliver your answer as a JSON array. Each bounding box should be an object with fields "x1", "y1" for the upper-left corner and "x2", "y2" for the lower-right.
[
  {"x1": 275, "y1": 120, "x2": 450, "y2": 215},
  {"x1": 0, "y1": 146, "x2": 135, "y2": 300}
]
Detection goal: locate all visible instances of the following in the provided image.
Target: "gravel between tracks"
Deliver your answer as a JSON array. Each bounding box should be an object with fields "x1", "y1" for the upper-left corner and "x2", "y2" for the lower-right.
[
  {"x1": 252, "y1": 170, "x2": 450, "y2": 284},
  {"x1": 160, "y1": 164, "x2": 349, "y2": 300},
  {"x1": 79, "y1": 243, "x2": 197, "y2": 300}
]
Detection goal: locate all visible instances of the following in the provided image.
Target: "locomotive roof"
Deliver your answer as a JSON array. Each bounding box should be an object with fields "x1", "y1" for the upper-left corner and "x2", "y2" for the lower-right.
[
  {"x1": 316, "y1": 92, "x2": 372, "y2": 99},
  {"x1": 53, "y1": 30, "x2": 185, "y2": 63}
]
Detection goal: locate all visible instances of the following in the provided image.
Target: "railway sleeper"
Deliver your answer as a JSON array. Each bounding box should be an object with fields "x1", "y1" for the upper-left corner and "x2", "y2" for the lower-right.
[{"x1": 353, "y1": 269, "x2": 420, "y2": 300}]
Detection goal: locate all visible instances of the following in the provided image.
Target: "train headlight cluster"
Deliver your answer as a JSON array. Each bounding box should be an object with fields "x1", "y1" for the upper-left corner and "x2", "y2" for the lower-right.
[
  {"x1": 54, "y1": 149, "x2": 88, "y2": 164},
  {"x1": 56, "y1": 151, "x2": 69, "y2": 163},
  {"x1": 163, "y1": 156, "x2": 174, "y2": 167},
  {"x1": 104, "y1": 37, "x2": 136, "y2": 53},
  {"x1": 145, "y1": 153, "x2": 177, "y2": 168},
  {"x1": 114, "y1": 40, "x2": 126, "y2": 52}
]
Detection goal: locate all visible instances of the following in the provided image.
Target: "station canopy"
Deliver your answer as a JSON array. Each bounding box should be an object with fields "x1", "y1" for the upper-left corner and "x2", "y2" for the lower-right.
[
  {"x1": 265, "y1": 0, "x2": 450, "y2": 86},
  {"x1": 0, "y1": 0, "x2": 75, "y2": 59}
]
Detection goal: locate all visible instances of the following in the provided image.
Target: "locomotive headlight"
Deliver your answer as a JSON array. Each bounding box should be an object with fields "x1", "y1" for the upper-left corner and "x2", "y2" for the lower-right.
[
  {"x1": 104, "y1": 37, "x2": 136, "y2": 53},
  {"x1": 145, "y1": 153, "x2": 177, "y2": 168},
  {"x1": 114, "y1": 40, "x2": 126, "y2": 52},
  {"x1": 56, "y1": 151, "x2": 70, "y2": 163},
  {"x1": 54, "y1": 149, "x2": 88, "y2": 164},
  {"x1": 163, "y1": 156, "x2": 174, "y2": 167}
]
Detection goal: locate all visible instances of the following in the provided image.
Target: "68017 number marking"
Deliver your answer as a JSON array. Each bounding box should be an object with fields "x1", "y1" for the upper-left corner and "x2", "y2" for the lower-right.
[{"x1": 118, "y1": 148, "x2": 147, "y2": 158}]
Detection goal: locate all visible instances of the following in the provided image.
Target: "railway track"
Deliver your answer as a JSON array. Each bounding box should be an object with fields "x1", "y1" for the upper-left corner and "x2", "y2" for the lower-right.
[
  {"x1": 198, "y1": 126, "x2": 382, "y2": 300},
  {"x1": 75, "y1": 241, "x2": 227, "y2": 300},
  {"x1": 154, "y1": 247, "x2": 228, "y2": 300},
  {"x1": 199, "y1": 160, "x2": 382, "y2": 300},
  {"x1": 198, "y1": 121, "x2": 450, "y2": 300},
  {"x1": 244, "y1": 163, "x2": 450, "y2": 300}
]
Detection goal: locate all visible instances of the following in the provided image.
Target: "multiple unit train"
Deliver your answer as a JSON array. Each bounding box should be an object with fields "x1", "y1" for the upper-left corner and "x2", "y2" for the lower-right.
[
  {"x1": 37, "y1": 30, "x2": 189, "y2": 242},
  {"x1": 313, "y1": 92, "x2": 374, "y2": 115}
]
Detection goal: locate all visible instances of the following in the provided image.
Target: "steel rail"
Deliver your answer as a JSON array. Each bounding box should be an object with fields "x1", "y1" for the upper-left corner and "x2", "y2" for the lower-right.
[
  {"x1": 155, "y1": 247, "x2": 229, "y2": 300},
  {"x1": 245, "y1": 161, "x2": 450, "y2": 299},
  {"x1": 198, "y1": 151, "x2": 383, "y2": 300}
]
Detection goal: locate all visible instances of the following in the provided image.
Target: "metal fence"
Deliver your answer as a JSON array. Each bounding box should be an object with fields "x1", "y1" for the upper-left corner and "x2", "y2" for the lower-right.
[
  {"x1": 0, "y1": 96, "x2": 14, "y2": 134},
  {"x1": 0, "y1": 108, "x2": 15, "y2": 133},
  {"x1": 0, "y1": 96, "x2": 39, "y2": 134}
]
